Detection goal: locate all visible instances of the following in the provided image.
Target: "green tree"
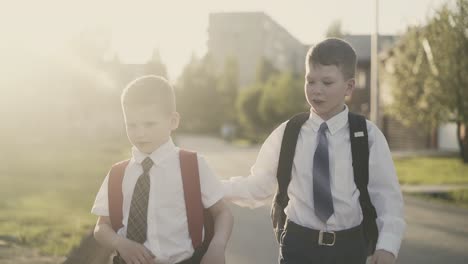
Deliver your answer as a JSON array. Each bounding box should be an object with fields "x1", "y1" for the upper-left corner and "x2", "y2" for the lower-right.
[
  {"x1": 236, "y1": 83, "x2": 266, "y2": 140},
  {"x1": 235, "y1": 58, "x2": 278, "y2": 139},
  {"x1": 176, "y1": 55, "x2": 224, "y2": 133},
  {"x1": 387, "y1": 27, "x2": 438, "y2": 125},
  {"x1": 255, "y1": 57, "x2": 279, "y2": 83},
  {"x1": 388, "y1": 0, "x2": 468, "y2": 162},
  {"x1": 218, "y1": 57, "x2": 239, "y2": 122},
  {"x1": 325, "y1": 20, "x2": 344, "y2": 38},
  {"x1": 236, "y1": 57, "x2": 309, "y2": 140},
  {"x1": 145, "y1": 49, "x2": 168, "y2": 78},
  {"x1": 258, "y1": 72, "x2": 308, "y2": 131}
]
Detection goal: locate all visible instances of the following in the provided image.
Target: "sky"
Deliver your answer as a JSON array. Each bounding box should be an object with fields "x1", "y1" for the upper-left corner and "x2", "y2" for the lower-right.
[{"x1": 2, "y1": 0, "x2": 453, "y2": 80}]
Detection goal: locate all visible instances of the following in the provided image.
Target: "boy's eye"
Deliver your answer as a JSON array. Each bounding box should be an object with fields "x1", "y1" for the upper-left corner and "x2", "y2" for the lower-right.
[
  {"x1": 324, "y1": 82, "x2": 333, "y2": 86},
  {"x1": 144, "y1": 122, "x2": 158, "y2": 128}
]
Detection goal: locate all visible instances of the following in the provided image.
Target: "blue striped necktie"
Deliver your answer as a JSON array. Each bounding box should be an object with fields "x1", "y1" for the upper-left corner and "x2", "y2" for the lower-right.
[{"x1": 313, "y1": 122, "x2": 334, "y2": 223}]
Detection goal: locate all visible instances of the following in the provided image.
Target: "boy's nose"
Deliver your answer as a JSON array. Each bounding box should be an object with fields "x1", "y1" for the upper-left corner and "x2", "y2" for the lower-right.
[
  {"x1": 309, "y1": 86, "x2": 322, "y2": 96},
  {"x1": 134, "y1": 127, "x2": 146, "y2": 137}
]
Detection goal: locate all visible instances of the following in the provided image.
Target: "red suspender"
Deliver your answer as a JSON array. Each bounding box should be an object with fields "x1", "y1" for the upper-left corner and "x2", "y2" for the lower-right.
[
  {"x1": 179, "y1": 149, "x2": 204, "y2": 249},
  {"x1": 108, "y1": 159, "x2": 130, "y2": 232},
  {"x1": 107, "y1": 150, "x2": 210, "y2": 250}
]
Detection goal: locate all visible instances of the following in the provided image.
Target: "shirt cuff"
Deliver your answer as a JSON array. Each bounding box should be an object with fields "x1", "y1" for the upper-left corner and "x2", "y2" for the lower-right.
[
  {"x1": 221, "y1": 180, "x2": 233, "y2": 199},
  {"x1": 376, "y1": 232, "x2": 402, "y2": 258},
  {"x1": 91, "y1": 206, "x2": 109, "y2": 217},
  {"x1": 204, "y1": 188, "x2": 224, "y2": 209}
]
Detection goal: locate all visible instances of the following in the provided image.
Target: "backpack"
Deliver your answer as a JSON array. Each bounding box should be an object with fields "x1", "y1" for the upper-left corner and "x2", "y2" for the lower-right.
[
  {"x1": 108, "y1": 149, "x2": 213, "y2": 263},
  {"x1": 271, "y1": 112, "x2": 378, "y2": 255}
]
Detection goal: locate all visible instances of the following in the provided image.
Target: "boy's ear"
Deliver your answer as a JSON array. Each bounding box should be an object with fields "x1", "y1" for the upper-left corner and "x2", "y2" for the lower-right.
[
  {"x1": 345, "y1": 78, "x2": 355, "y2": 97},
  {"x1": 170, "y1": 112, "x2": 180, "y2": 130}
]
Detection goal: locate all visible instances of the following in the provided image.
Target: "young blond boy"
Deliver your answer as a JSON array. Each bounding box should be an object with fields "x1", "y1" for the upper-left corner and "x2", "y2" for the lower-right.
[{"x1": 92, "y1": 76, "x2": 233, "y2": 264}]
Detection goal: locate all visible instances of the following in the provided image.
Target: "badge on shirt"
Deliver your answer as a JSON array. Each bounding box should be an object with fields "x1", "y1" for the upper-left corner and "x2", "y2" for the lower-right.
[{"x1": 354, "y1": 131, "x2": 365, "y2": 138}]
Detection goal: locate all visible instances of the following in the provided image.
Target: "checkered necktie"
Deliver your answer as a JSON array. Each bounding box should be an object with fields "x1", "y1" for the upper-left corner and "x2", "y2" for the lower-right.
[
  {"x1": 126, "y1": 157, "x2": 154, "y2": 243},
  {"x1": 313, "y1": 122, "x2": 334, "y2": 223}
]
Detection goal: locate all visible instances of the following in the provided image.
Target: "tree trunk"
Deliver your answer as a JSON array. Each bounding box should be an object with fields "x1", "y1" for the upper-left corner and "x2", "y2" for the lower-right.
[
  {"x1": 457, "y1": 121, "x2": 468, "y2": 163},
  {"x1": 463, "y1": 127, "x2": 468, "y2": 164}
]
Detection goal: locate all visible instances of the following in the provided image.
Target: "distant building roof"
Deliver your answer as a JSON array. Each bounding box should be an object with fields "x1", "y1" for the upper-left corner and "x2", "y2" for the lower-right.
[
  {"x1": 209, "y1": 12, "x2": 304, "y2": 46},
  {"x1": 343, "y1": 34, "x2": 398, "y2": 61}
]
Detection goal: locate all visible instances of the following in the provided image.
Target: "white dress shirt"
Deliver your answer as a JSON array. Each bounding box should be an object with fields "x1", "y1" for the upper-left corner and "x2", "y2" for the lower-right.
[
  {"x1": 92, "y1": 138, "x2": 224, "y2": 264},
  {"x1": 222, "y1": 106, "x2": 406, "y2": 256}
]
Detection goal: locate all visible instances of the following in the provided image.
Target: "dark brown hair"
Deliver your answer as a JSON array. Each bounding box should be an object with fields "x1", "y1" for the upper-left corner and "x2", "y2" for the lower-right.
[{"x1": 306, "y1": 38, "x2": 357, "y2": 80}]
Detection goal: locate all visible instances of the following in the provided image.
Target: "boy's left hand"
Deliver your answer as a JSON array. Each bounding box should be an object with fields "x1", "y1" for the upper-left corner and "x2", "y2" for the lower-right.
[
  {"x1": 370, "y1": 249, "x2": 395, "y2": 264},
  {"x1": 200, "y1": 241, "x2": 225, "y2": 264}
]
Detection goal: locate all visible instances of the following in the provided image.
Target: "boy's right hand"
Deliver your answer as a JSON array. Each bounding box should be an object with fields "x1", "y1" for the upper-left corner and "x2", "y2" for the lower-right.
[{"x1": 115, "y1": 237, "x2": 157, "y2": 264}]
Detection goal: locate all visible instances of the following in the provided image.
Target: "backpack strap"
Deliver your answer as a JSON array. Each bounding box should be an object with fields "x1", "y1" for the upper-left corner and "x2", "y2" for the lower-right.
[
  {"x1": 179, "y1": 149, "x2": 205, "y2": 250},
  {"x1": 108, "y1": 159, "x2": 130, "y2": 232},
  {"x1": 276, "y1": 112, "x2": 310, "y2": 204},
  {"x1": 348, "y1": 112, "x2": 378, "y2": 255},
  {"x1": 271, "y1": 112, "x2": 309, "y2": 242},
  {"x1": 180, "y1": 149, "x2": 214, "y2": 262}
]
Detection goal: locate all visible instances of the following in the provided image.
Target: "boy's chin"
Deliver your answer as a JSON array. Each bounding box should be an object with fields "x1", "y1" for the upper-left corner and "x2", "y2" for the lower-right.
[
  {"x1": 310, "y1": 106, "x2": 334, "y2": 120},
  {"x1": 135, "y1": 143, "x2": 158, "y2": 154},
  {"x1": 310, "y1": 106, "x2": 325, "y2": 116}
]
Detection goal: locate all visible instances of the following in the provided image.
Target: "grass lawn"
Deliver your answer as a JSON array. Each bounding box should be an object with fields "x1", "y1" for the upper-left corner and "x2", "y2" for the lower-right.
[
  {"x1": 394, "y1": 156, "x2": 468, "y2": 185},
  {"x1": 0, "y1": 137, "x2": 130, "y2": 256},
  {"x1": 394, "y1": 155, "x2": 468, "y2": 208}
]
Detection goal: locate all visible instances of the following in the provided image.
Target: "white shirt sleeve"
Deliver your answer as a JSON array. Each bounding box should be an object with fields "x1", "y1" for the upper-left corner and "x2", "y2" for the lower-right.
[
  {"x1": 221, "y1": 122, "x2": 286, "y2": 208},
  {"x1": 367, "y1": 122, "x2": 406, "y2": 257},
  {"x1": 91, "y1": 174, "x2": 110, "y2": 216},
  {"x1": 198, "y1": 155, "x2": 225, "y2": 209}
]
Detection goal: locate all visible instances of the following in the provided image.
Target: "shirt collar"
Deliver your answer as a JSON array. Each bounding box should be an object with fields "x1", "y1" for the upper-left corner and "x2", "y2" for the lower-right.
[
  {"x1": 131, "y1": 138, "x2": 176, "y2": 166},
  {"x1": 308, "y1": 105, "x2": 349, "y2": 135}
]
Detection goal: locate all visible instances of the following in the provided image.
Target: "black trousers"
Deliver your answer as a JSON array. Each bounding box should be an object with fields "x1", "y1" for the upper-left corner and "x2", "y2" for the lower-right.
[{"x1": 279, "y1": 221, "x2": 368, "y2": 264}]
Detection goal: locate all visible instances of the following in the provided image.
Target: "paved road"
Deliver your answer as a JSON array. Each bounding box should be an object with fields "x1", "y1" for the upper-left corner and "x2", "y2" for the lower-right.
[{"x1": 176, "y1": 134, "x2": 468, "y2": 264}]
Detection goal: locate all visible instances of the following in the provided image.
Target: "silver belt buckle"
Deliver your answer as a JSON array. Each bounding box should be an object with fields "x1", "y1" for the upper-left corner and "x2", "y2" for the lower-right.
[{"x1": 318, "y1": 230, "x2": 336, "y2": 246}]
